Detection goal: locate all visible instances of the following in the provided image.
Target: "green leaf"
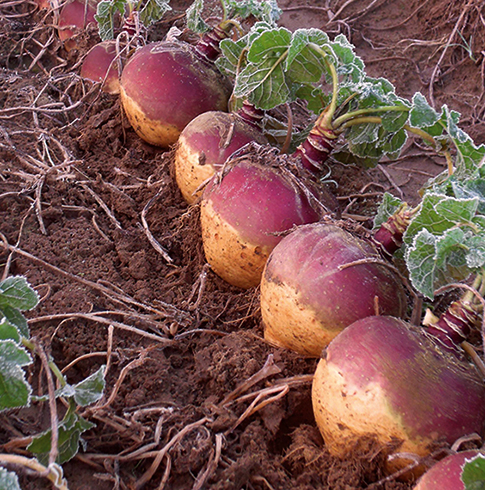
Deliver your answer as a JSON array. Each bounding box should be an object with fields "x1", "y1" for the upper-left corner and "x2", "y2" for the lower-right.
[
  {"x1": 435, "y1": 227, "x2": 470, "y2": 281},
  {"x1": 73, "y1": 366, "x2": 106, "y2": 407},
  {"x1": 216, "y1": 22, "x2": 273, "y2": 78},
  {"x1": 285, "y1": 29, "x2": 331, "y2": 84},
  {"x1": 453, "y1": 137, "x2": 485, "y2": 179},
  {"x1": 0, "y1": 304, "x2": 29, "y2": 338},
  {"x1": 234, "y1": 27, "x2": 292, "y2": 108},
  {"x1": 462, "y1": 454, "x2": 485, "y2": 490},
  {"x1": 293, "y1": 84, "x2": 328, "y2": 115},
  {"x1": 404, "y1": 194, "x2": 479, "y2": 242},
  {"x1": 330, "y1": 34, "x2": 365, "y2": 82},
  {"x1": 0, "y1": 340, "x2": 32, "y2": 411},
  {"x1": 381, "y1": 128, "x2": 407, "y2": 156},
  {"x1": 216, "y1": 37, "x2": 247, "y2": 78},
  {"x1": 403, "y1": 193, "x2": 482, "y2": 297},
  {"x1": 0, "y1": 317, "x2": 21, "y2": 342},
  {"x1": 95, "y1": 0, "x2": 127, "y2": 41},
  {"x1": 465, "y1": 234, "x2": 485, "y2": 268},
  {"x1": 0, "y1": 468, "x2": 21, "y2": 490},
  {"x1": 185, "y1": 0, "x2": 210, "y2": 33},
  {"x1": 223, "y1": 0, "x2": 282, "y2": 25},
  {"x1": 330, "y1": 147, "x2": 381, "y2": 169},
  {"x1": 373, "y1": 192, "x2": 405, "y2": 229},
  {"x1": 28, "y1": 405, "x2": 95, "y2": 465},
  {"x1": 347, "y1": 121, "x2": 380, "y2": 145},
  {"x1": 405, "y1": 228, "x2": 440, "y2": 298},
  {"x1": 139, "y1": 0, "x2": 171, "y2": 28},
  {"x1": 0, "y1": 276, "x2": 39, "y2": 311},
  {"x1": 381, "y1": 102, "x2": 409, "y2": 133},
  {"x1": 451, "y1": 177, "x2": 485, "y2": 214},
  {"x1": 409, "y1": 92, "x2": 440, "y2": 128}
]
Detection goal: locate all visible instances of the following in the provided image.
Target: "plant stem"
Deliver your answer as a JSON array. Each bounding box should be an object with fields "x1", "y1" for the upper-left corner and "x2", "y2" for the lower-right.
[
  {"x1": 372, "y1": 203, "x2": 417, "y2": 257},
  {"x1": 308, "y1": 42, "x2": 339, "y2": 125},
  {"x1": 21, "y1": 337, "x2": 67, "y2": 388},
  {"x1": 332, "y1": 105, "x2": 409, "y2": 129},
  {"x1": 0, "y1": 454, "x2": 69, "y2": 490},
  {"x1": 49, "y1": 360, "x2": 67, "y2": 388},
  {"x1": 426, "y1": 272, "x2": 484, "y2": 350}
]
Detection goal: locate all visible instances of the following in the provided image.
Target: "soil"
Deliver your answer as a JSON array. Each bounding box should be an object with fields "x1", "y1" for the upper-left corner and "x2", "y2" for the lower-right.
[{"x1": 0, "y1": 0, "x2": 484, "y2": 489}]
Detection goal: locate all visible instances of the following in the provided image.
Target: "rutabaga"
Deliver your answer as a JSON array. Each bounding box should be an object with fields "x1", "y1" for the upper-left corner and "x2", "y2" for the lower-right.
[
  {"x1": 200, "y1": 146, "x2": 332, "y2": 288},
  {"x1": 260, "y1": 219, "x2": 409, "y2": 357},
  {"x1": 119, "y1": 0, "x2": 281, "y2": 148},
  {"x1": 174, "y1": 102, "x2": 268, "y2": 204},
  {"x1": 311, "y1": 308, "x2": 485, "y2": 474}
]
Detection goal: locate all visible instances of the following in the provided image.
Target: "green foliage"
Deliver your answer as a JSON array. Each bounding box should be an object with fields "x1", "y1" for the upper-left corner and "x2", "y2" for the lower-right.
[
  {"x1": 373, "y1": 192, "x2": 404, "y2": 230},
  {"x1": 0, "y1": 276, "x2": 106, "y2": 485},
  {"x1": 462, "y1": 454, "x2": 485, "y2": 490},
  {"x1": 186, "y1": 0, "x2": 281, "y2": 33},
  {"x1": 96, "y1": 0, "x2": 126, "y2": 40},
  {"x1": 28, "y1": 402, "x2": 97, "y2": 465},
  {"x1": 216, "y1": 24, "x2": 485, "y2": 172},
  {"x1": 0, "y1": 277, "x2": 37, "y2": 410},
  {"x1": 403, "y1": 193, "x2": 485, "y2": 298},
  {"x1": 139, "y1": 0, "x2": 172, "y2": 29},
  {"x1": 96, "y1": 0, "x2": 171, "y2": 41},
  {"x1": 233, "y1": 27, "x2": 292, "y2": 108},
  {"x1": 186, "y1": 0, "x2": 210, "y2": 33},
  {"x1": 0, "y1": 340, "x2": 32, "y2": 410}
]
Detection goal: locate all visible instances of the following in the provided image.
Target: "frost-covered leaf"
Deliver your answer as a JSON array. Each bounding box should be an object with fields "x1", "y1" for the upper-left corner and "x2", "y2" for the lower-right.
[
  {"x1": 381, "y1": 128, "x2": 407, "y2": 156},
  {"x1": 28, "y1": 405, "x2": 95, "y2": 465},
  {"x1": 73, "y1": 366, "x2": 106, "y2": 407},
  {"x1": 453, "y1": 137, "x2": 485, "y2": 179},
  {"x1": 234, "y1": 27, "x2": 292, "y2": 108},
  {"x1": 336, "y1": 77, "x2": 411, "y2": 163},
  {"x1": 0, "y1": 317, "x2": 21, "y2": 342},
  {"x1": 330, "y1": 34, "x2": 365, "y2": 82},
  {"x1": 0, "y1": 304, "x2": 29, "y2": 339},
  {"x1": 373, "y1": 192, "x2": 405, "y2": 229},
  {"x1": 57, "y1": 366, "x2": 105, "y2": 406},
  {"x1": 403, "y1": 193, "x2": 483, "y2": 297},
  {"x1": 347, "y1": 121, "x2": 380, "y2": 146},
  {"x1": 224, "y1": 0, "x2": 281, "y2": 25},
  {"x1": 285, "y1": 29, "x2": 332, "y2": 84},
  {"x1": 434, "y1": 227, "x2": 470, "y2": 282},
  {"x1": 451, "y1": 178, "x2": 485, "y2": 214},
  {"x1": 95, "y1": 0, "x2": 126, "y2": 41},
  {"x1": 188, "y1": 0, "x2": 280, "y2": 33},
  {"x1": 330, "y1": 147, "x2": 381, "y2": 169},
  {"x1": 57, "y1": 383, "x2": 77, "y2": 399},
  {"x1": 185, "y1": 0, "x2": 210, "y2": 33},
  {"x1": 462, "y1": 453, "x2": 485, "y2": 490},
  {"x1": 404, "y1": 229, "x2": 438, "y2": 298},
  {"x1": 0, "y1": 467, "x2": 21, "y2": 490},
  {"x1": 409, "y1": 92, "x2": 440, "y2": 128},
  {"x1": 216, "y1": 22, "x2": 273, "y2": 77},
  {"x1": 0, "y1": 340, "x2": 32, "y2": 411},
  {"x1": 293, "y1": 84, "x2": 327, "y2": 115},
  {"x1": 381, "y1": 102, "x2": 409, "y2": 133},
  {"x1": 139, "y1": 0, "x2": 171, "y2": 28},
  {"x1": 0, "y1": 276, "x2": 39, "y2": 311},
  {"x1": 216, "y1": 37, "x2": 247, "y2": 77},
  {"x1": 404, "y1": 194, "x2": 479, "y2": 242},
  {"x1": 465, "y1": 234, "x2": 485, "y2": 269}
]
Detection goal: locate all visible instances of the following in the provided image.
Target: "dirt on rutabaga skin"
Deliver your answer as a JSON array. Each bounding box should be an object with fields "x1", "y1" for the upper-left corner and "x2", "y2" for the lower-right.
[{"x1": 1, "y1": 0, "x2": 484, "y2": 488}]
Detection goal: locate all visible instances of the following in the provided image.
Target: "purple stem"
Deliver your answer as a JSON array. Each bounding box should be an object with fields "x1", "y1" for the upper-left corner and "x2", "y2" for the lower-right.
[
  {"x1": 236, "y1": 101, "x2": 265, "y2": 129},
  {"x1": 292, "y1": 124, "x2": 337, "y2": 174},
  {"x1": 426, "y1": 299, "x2": 482, "y2": 351},
  {"x1": 372, "y1": 204, "x2": 414, "y2": 257},
  {"x1": 194, "y1": 25, "x2": 229, "y2": 61}
]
